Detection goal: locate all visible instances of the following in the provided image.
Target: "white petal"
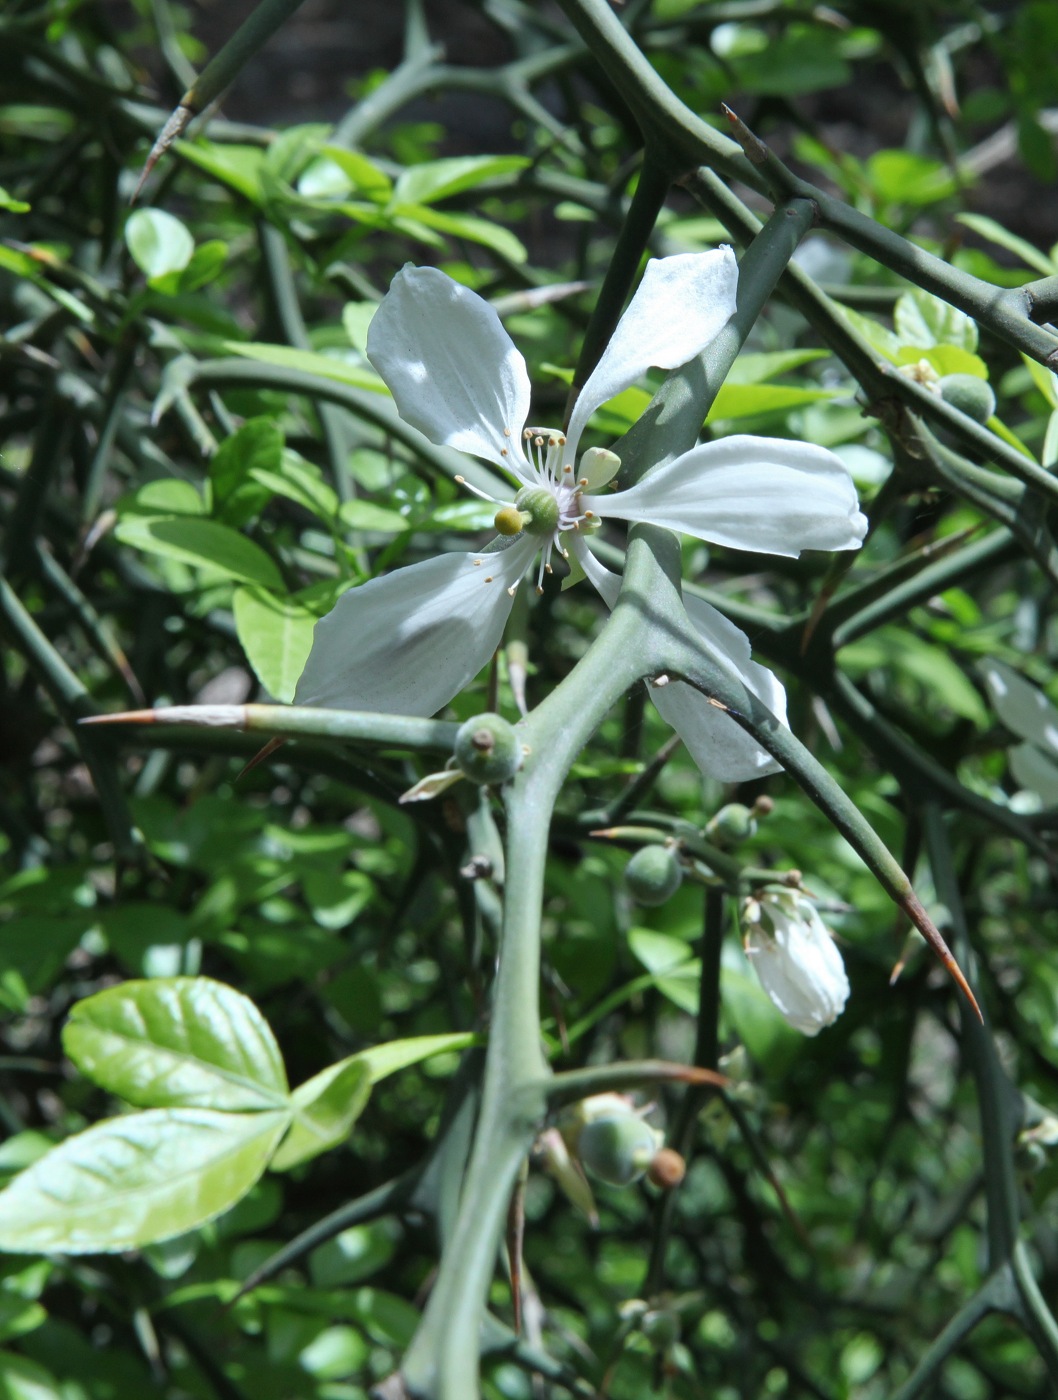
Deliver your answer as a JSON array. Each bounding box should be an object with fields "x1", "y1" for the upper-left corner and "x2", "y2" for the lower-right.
[
  {"x1": 366, "y1": 266, "x2": 532, "y2": 476},
  {"x1": 592, "y1": 436, "x2": 869, "y2": 558},
  {"x1": 294, "y1": 539, "x2": 536, "y2": 716},
  {"x1": 570, "y1": 538, "x2": 786, "y2": 781},
  {"x1": 978, "y1": 659, "x2": 1058, "y2": 758},
  {"x1": 746, "y1": 898, "x2": 849, "y2": 1036},
  {"x1": 565, "y1": 249, "x2": 738, "y2": 456},
  {"x1": 650, "y1": 595, "x2": 787, "y2": 781},
  {"x1": 1010, "y1": 742, "x2": 1058, "y2": 805}
]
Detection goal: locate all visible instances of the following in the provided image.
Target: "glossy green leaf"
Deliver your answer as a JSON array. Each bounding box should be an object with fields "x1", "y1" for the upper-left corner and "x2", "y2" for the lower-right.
[
  {"x1": 125, "y1": 209, "x2": 194, "y2": 282},
  {"x1": 233, "y1": 585, "x2": 318, "y2": 703},
  {"x1": 391, "y1": 155, "x2": 529, "y2": 207},
  {"x1": 353, "y1": 1032, "x2": 480, "y2": 1084},
  {"x1": 270, "y1": 1060, "x2": 371, "y2": 1171},
  {"x1": 396, "y1": 204, "x2": 527, "y2": 264},
  {"x1": 62, "y1": 977, "x2": 289, "y2": 1110},
  {"x1": 318, "y1": 146, "x2": 393, "y2": 200},
  {"x1": 0, "y1": 1108, "x2": 289, "y2": 1253},
  {"x1": 113, "y1": 515, "x2": 283, "y2": 589},
  {"x1": 175, "y1": 140, "x2": 265, "y2": 202}
]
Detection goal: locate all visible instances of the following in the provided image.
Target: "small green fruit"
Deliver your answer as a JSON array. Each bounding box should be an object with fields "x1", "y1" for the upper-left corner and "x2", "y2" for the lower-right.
[
  {"x1": 938, "y1": 373, "x2": 995, "y2": 424},
  {"x1": 577, "y1": 1114, "x2": 663, "y2": 1186},
  {"x1": 453, "y1": 713, "x2": 523, "y2": 786},
  {"x1": 624, "y1": 845, "x2": 682, "y2": 906}
]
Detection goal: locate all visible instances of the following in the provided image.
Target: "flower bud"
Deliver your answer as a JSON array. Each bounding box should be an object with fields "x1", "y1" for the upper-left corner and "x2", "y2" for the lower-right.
[
  {"x1": 453, "y1": 713, "x2": 523, "y2": 785},
  {"x1": 624, "y1": 845, "x2": 683, "y2": 906},
  {"x1": 742, "y1": 890, "x2": 849, "y2": 1036},
  {"x1": 646, "y1": 1147, "x2": 686, "y2": 1189},
  {"x1": 938, "y1": 373, "x2": 995, "y2": 423},
  {"x1": 577, "y1": 1113, "x2": 664, "y2": 1186},
  {"x1": 705, "y1": 802, "x2": 757, "y2": 847}
]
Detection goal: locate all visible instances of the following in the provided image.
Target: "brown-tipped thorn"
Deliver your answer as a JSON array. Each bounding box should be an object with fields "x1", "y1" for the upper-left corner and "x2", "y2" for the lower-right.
[
  {"x1": 131, "y1": 104, "x2": 195, "y2": 205},
  {"x1": 79, "y1": 708, "x2": 160, "y2": 725},
  {"x1": 237, "y1": 736, "x2": 286, "y2": 782},
  {"x1": 720, "y1": 102, "x2": 769, "y2": 165},
  {"x1": 904, "y1": 891, "x2": 983, "y2": 1022},
  {"x1": 889, "y1": 954, "x2": 907, "y2": 986}
]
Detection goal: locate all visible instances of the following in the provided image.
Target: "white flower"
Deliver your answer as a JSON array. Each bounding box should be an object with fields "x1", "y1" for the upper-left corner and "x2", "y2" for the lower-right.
[
  {"x1": 294, "y1": 252, "x2": 868, "y2": 780},
  {"x1": 742, "y1": 890, "x2": 850, "y2": 1035}
]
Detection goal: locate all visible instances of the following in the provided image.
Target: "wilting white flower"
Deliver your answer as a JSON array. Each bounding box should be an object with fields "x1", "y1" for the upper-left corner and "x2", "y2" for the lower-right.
[
  {"x1": 295, "y1": 252, "x2": 868, "y2": 780},
  {"x1": 742, "y1": 890, "x2": 850, "y2": 1035}
]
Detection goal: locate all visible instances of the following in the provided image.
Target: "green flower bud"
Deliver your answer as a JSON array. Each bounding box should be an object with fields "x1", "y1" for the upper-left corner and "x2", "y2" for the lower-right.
[
  {"x1": 938, "y1": 374, "x2": 995, "y2": 424},
  {"x1": 705, "y1": 802, "x2": 757, "y2": 847},
  {"x1": 624, "y1": 844, "x2": 683, "y2": 906},
  {"x1": 513, "y1": 485, "x2": 560, "y2": 537},
  {"x1": 453, "y1": 713, "x2": 523, "y2": 786},
  {"x1": 577, "y1": 1113, "x2": 663, "y2": 1186}
]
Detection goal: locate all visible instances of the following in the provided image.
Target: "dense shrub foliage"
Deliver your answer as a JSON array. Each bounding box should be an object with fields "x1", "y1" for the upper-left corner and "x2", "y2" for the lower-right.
[{"x1": 1, "y1": 1, "x2": 1058, "y2": 1396}]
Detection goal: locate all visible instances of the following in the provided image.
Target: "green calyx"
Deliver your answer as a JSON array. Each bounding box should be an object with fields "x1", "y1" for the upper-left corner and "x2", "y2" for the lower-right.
[{"x1": 513, "y1": 486, "x2": 560, "y2": 537}]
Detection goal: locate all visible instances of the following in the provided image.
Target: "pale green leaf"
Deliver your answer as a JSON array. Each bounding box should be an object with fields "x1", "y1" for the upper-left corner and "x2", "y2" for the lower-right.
[
  {"x1": 125, "y1": 209, "x2": 194, "y2": 283},
  {"x1": 233, "y1": 586, "x2": 318, "y2": 703},
  {"x1": 270, "y1": 1060, "x2": 371, "y2": 1171},
  {"x1": 354, "y1": 1032, "x2": 479, "y2": 1084},
  {"x1": 894, "y1": 288, "x2": 978, "y2": 352},
  {"x1": 0, "y1": 1108, "x2": 290, "y2": 1253},
  {"x1": 63, "y1": 977, "x2": 289, "y2": 1110},
  {"x1": 220, "y1": 341, "x2": 384, "y2": 392}
]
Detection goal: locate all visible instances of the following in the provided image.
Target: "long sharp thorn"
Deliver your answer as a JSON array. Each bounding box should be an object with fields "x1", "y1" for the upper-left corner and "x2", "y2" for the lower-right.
[{"x1": 237, "y1": 737, "x2": 286, "y2": 781}]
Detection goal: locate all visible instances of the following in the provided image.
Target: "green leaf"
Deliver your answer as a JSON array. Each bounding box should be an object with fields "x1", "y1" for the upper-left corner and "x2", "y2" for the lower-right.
[
  {"x1": 219, "y1": 341, "x2": 384, "y2": 392},
  {"x1": 726, "y1": 350, "x2": 829, "y2": 385},
  {"x1": 209, "y1": 418, "x2": 284, "y2": 526},
  {"x1": 113, "y1": 516, "x2": 283, "y2": 589},
  {"x1": 865, "y1": 151, "x2": 959, "y2": 206},
  {"x1": 355, "y1": 1032, "x2": 480, "y2": 1084},
  {"x1": 62, "y1": 977, "x2": 289, "y2": 1110},
  {"x1": 956, "y1": 214, "x2": 1056, "y2": 276},
  {"x1": 250, "y1": 452, "x2": 339, "y2": 522},
  {"x1": 894, "y1": 344, "x2": 988, "y2": 378},
  {"x1": 118, "y1": 479, "x2": 206, "y2": 517},
  {"x1": 233, "y1": 586, "x2": 318, "y2": 703},
  {"x1": 0, "y1": 186, "x2": 30, "y2": 213},
  {"x1": 707, "y1": 383, "x2": 834, "y2": 421},
  {"x1": 338, "y1": 500, "x2": 410, "y2": 534},
  {"x1": 177, "y1": 239, "x2": 229, "y2": 293},
  {"x1": 175, "y1": 140, "x2": 264, "y2": 203},
  {"x1": 394, "y1": 204, "x2": 527, "y2": 264},
  {"x1": 0, "y1": 1108, "x2": 289, "y2": 1253},
  {"x1": 391, "y1": 155, "x2": 530, "y2": 207},
  {"x1": 1021, "y1": 352, "x2": 1058, "y2": 410},
  {"x1": 894, "y1": 288, "x2": 978, "y2": 352},
  {"x1": 270, "y1": 1060, "x2": 371, "y2": 1171},
  {"x1": 317, "y1": 146, "x2": 393, "y2": 200},
  {"x1": 125, "y1": 209, "x2": 194, "y2": 283}
]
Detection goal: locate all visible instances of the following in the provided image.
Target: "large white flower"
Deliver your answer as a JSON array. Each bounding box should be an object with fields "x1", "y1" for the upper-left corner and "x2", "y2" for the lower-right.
[
  {"x1": 294, "y1": 252, "x2": 868, "y2": 779},
  {"x1": 742, "y1": 890, "x2": 850, "y2": 1035}
]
